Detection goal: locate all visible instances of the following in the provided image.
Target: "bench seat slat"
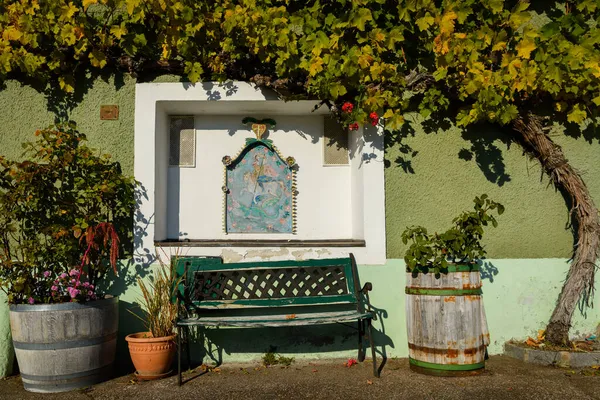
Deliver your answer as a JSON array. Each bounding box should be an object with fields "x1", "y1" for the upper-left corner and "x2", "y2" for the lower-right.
[{"x1": 177, "y1": 310, "x2": 373, "y2": 328}]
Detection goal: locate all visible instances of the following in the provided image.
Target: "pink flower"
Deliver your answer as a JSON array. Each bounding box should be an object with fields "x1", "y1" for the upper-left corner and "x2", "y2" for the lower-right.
[
  {"x1": 60, "y1": 273, "x2": 68, "y2": 279},
  {"x1": 43, "y1": 271, "x2": 51, "y2": 278},
  {"x1": 341, "y1": 102, "x2": 354, "y2": 113},
  {"x1": 89, "y1": 284, "x2": 94, "y2": 290},
  {"x1": 28, "y1": 297, "x2": 34, "y2": 305},
  {"x1": 69, "y1": 269, "x2": 79, "y2": 277},
  {"x1": 51, "y1": 285, "x2": 58, "y2": 291},
  {"x1": 88, "y1": 291, "x2": 94, "y2": 297},
  {"x1": 67, "y1": 287, "x2": 79, "y2": 299}
]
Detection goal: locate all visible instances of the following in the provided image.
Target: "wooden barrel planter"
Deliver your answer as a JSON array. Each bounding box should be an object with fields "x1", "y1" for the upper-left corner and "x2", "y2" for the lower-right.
[
  {"x1": 9, "y1": 296, "x2": 118, "y2": 393},
  {"x1": 406, "y1": 264, "x2": 489, "y2": 376}
]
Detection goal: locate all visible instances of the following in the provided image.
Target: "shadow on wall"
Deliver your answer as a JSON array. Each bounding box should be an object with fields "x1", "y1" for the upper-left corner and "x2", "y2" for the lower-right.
[
  {"x1": 179, "y1": 315, "x2": 394, "y2": 376},
  {"x1": 479, "y1": 260, "x2": 500, "y2": 283},
  {"x1": 384, "y1": 115, "x2": 513, "y2": 187}
]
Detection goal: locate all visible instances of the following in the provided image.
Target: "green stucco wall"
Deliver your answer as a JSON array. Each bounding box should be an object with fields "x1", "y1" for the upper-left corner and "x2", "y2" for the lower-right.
[
  {"x1": 0, "y1": 78, "x2": 136, "y2": 175},
  {"x1": 385, "y1": 117, "x2": 600, "y2": 259},
  {"x1": 0, "y1": 292, "x2": 13, "y2": 377}
]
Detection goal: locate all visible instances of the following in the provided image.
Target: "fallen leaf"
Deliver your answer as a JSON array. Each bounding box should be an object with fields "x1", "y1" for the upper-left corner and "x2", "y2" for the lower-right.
[
  {"x1": 286, "y1": 314, "x2": 297, "y2": 320},
  {"x1": 537, "y1": 329, "x2": 545, "y2": 342},
  {"x1": 525, "y1": 337, "x2": 539, "y2": 348},
  {"x1": 312, "y1": 369, "x2": 318, "y2": 372},
  {"x1": 367, "y1": 379, "x2": 373, "y2": 385},
  {"x1": 346, "y1": 358, "x2": 358, "y2": 367},
  {"x1": 213, "y1": 367, "x2": 221, "y2": 373}
]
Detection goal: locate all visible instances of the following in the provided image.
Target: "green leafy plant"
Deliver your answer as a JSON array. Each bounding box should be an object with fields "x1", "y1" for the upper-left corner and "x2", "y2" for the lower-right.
[
  {"x1": 262, "y1": 349, "x2": 295, "y2": 367},
  {"x1": 130, "y1": 250, "x2": 182, "y2": 338},
  {"x1": 402, "y1": 195, "x2": 504, "y2": 274},
  {"x1": 0, "y1": 122, "x2": 136, "y2": 304}
]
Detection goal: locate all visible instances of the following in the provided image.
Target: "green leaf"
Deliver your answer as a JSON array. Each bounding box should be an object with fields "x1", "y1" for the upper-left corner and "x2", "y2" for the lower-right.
[
  {"x1": 416, "y1": 13, "x2": 435, "y2": 31},
  {"x1": 353, "y1": 8, "x2": 373, "y2": 32},
  {"x1": 567, "y1": 104, "x2": 587, "y2": 124}
]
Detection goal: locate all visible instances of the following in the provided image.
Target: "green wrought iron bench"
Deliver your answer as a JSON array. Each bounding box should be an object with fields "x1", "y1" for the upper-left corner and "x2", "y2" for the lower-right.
[{"x1": 174, "y1": 254, "x2": 378, "y2": 385}]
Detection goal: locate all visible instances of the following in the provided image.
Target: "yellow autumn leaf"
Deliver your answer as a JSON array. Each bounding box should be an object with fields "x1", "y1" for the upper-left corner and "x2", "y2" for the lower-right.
[
  {"x1": 83, "y1": 0, "x2": 97, "y2": 10},
  {"x1": 161, "y1": 43, "x2": 170, "y2": 59},
  {"x1": 127, "y1": 0, "x2": 140, "y2": 15},
  {"x1": 59, "y1": 76, "x2": 75, "y2": 93},
  {"x1": 358, "y1": 54, "x2": 373, "y2": 68},
  {"x1": 2, "y1": 26, "x2": 22, "y2": 42},
  {"x1": 308, "y1": 57, "x2": 323, "y2": 76},
  {"x1": 440, "y1": 11, "x2": 458, "y2": 35},
  {"x1": 382, "y1": 109, "x2": 394, "y2": 119},
  {"x1": 60, "y1": 2, "x2": 78, "y2": 21},
  {"x1": 110, "y1": 25, "x2": 127, "y2": 39},
  {"x1": 89, "y1": 50, "x2": 107, "y2": 68},
  {"x1": 516, "y1": 39, "x2": 536, "y2": 59},
  {"x1": 385, "y1": 113, "x2": 404, "y2": 130}
]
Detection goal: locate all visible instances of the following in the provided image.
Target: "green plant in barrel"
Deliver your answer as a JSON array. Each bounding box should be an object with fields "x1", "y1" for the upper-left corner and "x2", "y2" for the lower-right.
[{"x1": 402, "y1": 195, "x2": 504, "y2": 274}]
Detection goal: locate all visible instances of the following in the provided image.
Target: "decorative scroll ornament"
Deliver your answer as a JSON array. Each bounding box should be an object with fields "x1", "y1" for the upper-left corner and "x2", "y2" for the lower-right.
[{"x1": 222, "y1": 118, "x2": 297, "y2": 234}]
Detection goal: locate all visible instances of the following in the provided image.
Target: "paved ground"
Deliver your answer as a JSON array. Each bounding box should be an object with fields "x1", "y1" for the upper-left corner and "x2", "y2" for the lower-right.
[{"x1": 1, "y1": 356, "x2": 599, "y2": 399}]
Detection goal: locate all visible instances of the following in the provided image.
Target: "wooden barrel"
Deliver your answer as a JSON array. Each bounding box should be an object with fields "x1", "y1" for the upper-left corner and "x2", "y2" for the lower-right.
[
  {"x1": 405, "y1": 264, "x2": 489, "y2": 376},
  {"x1": 9, "y1": 297, "x2": 118, "y2": 392}
]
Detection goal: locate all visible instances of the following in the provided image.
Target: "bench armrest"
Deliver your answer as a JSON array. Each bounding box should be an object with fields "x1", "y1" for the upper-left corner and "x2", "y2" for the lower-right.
[
  {"x1": 360, "y1": 282, "x2": 373, "y2": 294},
  {"x1": 359, "y1": 282, "x2": 377, "y2": 321}
]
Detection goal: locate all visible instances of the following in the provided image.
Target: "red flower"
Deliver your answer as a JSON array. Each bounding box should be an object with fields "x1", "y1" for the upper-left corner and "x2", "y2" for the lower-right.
[
  {"x1": 349, "y1": 122, "x2": 359, "y2": 131},
  {"x1": 369, "y1": 112, "x2": 379, "y2": 126},
  {"x1": 341, "y1": 102, "x2": 354, "y2": 113}
]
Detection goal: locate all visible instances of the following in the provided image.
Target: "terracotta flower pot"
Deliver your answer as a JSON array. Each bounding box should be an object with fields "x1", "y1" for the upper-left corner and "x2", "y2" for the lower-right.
[{"x1": 125, "y1": 332, "x2": 176, "y2": 380}]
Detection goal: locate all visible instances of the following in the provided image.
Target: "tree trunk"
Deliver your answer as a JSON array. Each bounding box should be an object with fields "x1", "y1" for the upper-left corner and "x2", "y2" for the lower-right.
[{"x1": 512, "y1": 113, "x2": 600, "y2": 345}]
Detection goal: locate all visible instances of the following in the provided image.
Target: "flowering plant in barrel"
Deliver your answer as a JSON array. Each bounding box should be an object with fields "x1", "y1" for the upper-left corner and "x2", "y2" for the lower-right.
[
  {"x1": 0, "y1": 122, "x2": 136, "y2": 393},
  {"x1": 0, "y1": 122, "x2": 136, "y2": 304},
  {"x1": 402, "y1": 195, "x2": 503, "y2": 377}
]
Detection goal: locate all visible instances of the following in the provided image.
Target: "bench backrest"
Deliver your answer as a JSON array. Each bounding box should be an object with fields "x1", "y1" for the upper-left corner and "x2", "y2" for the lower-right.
[{"x1": 175, "y1": 255, "x2": 361, "y2": 309}]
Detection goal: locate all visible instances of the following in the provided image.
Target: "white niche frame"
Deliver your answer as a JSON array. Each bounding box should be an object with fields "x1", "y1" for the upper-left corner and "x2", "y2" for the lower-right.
[{"x1": 134, "y1": 82, "x2": 386, "y2": 265}]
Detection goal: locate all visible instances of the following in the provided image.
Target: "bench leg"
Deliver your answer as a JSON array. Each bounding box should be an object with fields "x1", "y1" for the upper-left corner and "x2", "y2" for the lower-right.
[
  {"x1": 366, "y1": 318, "x2": 379, "y2": 378},
  {"x1": 178, "y1": 326, "x2": 182, "y2": 386},
  {"x1": 357, "y1": 320, "x2": 365, "y2": 362}
]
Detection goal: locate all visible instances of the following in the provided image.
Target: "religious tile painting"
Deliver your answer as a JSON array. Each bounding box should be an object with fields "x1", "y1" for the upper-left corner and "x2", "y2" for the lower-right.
[{"x1": 225, "y1": 143, "x2": 295, "y2": 233}]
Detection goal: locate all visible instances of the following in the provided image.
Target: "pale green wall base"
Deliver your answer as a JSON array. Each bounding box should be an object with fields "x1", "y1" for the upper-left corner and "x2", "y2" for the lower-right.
[
  {"x1": 0, "y1": 258, "x2": 597, "y2": 372},
  {"x1": 0, "y1": 292, "x2": 14, "y2": 377},
  {"x1": 110, "y1": 258, "x2": 599, "y2": 367}
]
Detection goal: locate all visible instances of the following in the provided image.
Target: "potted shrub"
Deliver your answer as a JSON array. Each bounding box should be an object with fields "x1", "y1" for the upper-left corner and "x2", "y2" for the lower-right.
[
  {"x1": 0, "y1": 123, "x2": 136, "y2": 392},
  {"x1": 402, "y1": 194, "x2": 504, "y2": 376},
  {"x1": 126, "y1": 252, "x2": 179, "y2": 380}
]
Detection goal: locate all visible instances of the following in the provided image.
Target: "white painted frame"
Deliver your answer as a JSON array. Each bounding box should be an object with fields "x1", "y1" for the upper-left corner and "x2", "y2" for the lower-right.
[{"x1": 134, "y1": 82, "x2": 386, "y2": 264}]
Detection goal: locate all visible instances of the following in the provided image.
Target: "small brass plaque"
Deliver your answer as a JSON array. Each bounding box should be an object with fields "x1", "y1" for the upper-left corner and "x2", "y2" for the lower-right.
[{"x1": 100, "y1": 105, "x2": 119, "y2": 120}]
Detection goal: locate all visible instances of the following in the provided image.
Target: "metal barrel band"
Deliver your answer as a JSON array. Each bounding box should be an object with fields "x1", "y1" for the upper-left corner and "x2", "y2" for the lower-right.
[
  {"x1": 20, "y1": 364, "x2": 113, "y2": 393},
  {"x1": 12, "y1": 332, "x2": 117, "y2": 350},
  {"x1": 405, "y1": 287, "x2": 482, "y2": 296},
  {"x1": 409, "y1": 358, "x2": 485, "y2": 371}
]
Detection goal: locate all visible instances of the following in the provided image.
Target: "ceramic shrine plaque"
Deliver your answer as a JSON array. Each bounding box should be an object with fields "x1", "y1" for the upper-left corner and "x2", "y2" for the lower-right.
[{"x1": 223, "y1": 119, "x2": 297, "y2": 234}]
